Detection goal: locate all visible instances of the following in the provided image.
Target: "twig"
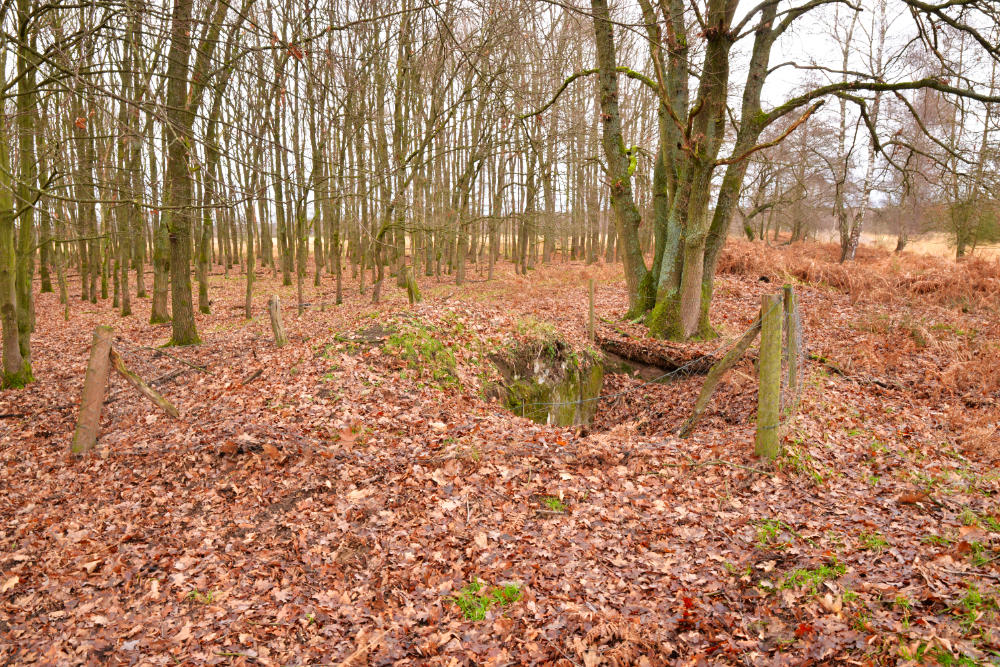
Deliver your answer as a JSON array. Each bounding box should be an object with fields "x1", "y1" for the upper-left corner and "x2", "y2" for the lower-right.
[
  {"x1": 144, "y1": 347, "x2": 213, "y2": 374},
  {"x1": 658, "y1": 457, "x2": 774, "y2": 476},
  {"x1": 335, "y1": 630, "x2": 386, "y2": 667},
  {"x1": 546, "y1": 639, "x2": 583, "y2": 667},
  {"x1": 934, "y1": 566, "x2": 1000, "y2": 582},
  {"x1": 241, "y1": 368, "x2": 263, "y2": 385}
]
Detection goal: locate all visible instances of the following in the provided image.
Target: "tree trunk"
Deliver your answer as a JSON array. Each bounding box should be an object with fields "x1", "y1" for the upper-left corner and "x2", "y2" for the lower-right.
[
  {"x1": 163, "y1": 0, "x2": 200, "y2": 345},
  {"x1": 591, "y1": 0, "x2": 650, "y2": 319}
]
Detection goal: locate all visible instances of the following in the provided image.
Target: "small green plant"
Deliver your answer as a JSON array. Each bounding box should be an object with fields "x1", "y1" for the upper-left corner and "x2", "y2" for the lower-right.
[
  {"x1": 850, "y1": 609, "x2": 871, "y2": 631},
  {"x1": 956, "y1": 583, "x2": 997, "y2": 632},
  {"x1": 449, "y1": 579, "x2": 522, "y2": 621},
  {"x1": 960, "y1": 507, "x2": 980, "y2": 527},
  {"x1": 895, "y1": 594, "x2": 913, "y2": 629},
  {"x1": 898, "y1": 641, "x2": 928, "y2": 662},
  {"x1": 542, "y1": 496, "x2": 567, "y2": 512},
  {"x1": 779, "y1": 444, "x2": 826, "y2": 485},
  {"x1": 842, "y1": 589, "x2": 859, "y2": 604},
  {"x1": 780, "y1": 558, "x2": 846, "y2": 594},
  {"x1": 868, "y1": 439, "x2": 889, "y2": 454},
  {"x1": 928, "y1": 649, "x2": 980, "y2": 667},
  {"x1": 922, "y1": 533, "x2": 954, "y2": 547},
  {"x1": 385, "y1": 324, "x2": 459, "y2": 387},
  {"x1": 968, "y1": 541, "x2": 992, "y2": 567},
  {"x1": 756, "y1": 519, "x2": 791, "y2": 549},
  {"x1": 187, "y1": 589, "x2": 215, "y2": 604},
  {"x1": 858, "y1": 530, "x2": 889, "y2": 553},
  {"x1": 825, "y1": 530, "x2": 845, "y2": 550}
]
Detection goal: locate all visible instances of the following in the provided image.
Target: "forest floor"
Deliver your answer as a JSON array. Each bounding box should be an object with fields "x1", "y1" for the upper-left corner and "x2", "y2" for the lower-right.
[{"x1": 2, "y1": 240, "x2": 1000, "y2": 666}]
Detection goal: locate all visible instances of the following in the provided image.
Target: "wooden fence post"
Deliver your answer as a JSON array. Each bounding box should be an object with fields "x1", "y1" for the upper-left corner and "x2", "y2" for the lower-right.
[
  {"x1": 405, "y1": 266, "x2": 421, "y2": 305},
  {"x1": 755, "y1": 293, "x2": 783, "y2": 459},
  {"x1": 588, "y1": 278, "x2": 595, "y2": 344},
  {"x1": 268, "y1": 294, "x2": 288, "y2": 347},
  {"x1": 783, "y1": 285, "x2": 801, "y2": 413},
  {"x1": 71, "y1": 325, "x2": 114, "y2": 454}
]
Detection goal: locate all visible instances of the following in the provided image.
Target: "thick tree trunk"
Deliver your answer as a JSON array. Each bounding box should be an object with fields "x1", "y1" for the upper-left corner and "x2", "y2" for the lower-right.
[
  {"x1": 163, "y1": 0, "x2": 200, "y2": 345},
  {"x1": 591, "y1": 0, "x2": 649, "y2": 318}
]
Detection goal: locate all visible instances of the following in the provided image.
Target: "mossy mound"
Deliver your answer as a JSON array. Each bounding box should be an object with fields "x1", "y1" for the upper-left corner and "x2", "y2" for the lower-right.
[{"x1": 487, "y1": 322, "x2": 604, "y2": 427}]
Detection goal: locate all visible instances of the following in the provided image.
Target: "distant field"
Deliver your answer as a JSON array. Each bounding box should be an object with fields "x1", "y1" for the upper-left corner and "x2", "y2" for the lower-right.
[{"x1": 810, "y1": 230, "x2": 1000, "y2": 260}]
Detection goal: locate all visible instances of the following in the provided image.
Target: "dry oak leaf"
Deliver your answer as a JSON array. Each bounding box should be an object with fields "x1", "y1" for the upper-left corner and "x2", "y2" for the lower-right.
[{"x1": 262, "y1": 442, "x2": 282, "y2": 461}]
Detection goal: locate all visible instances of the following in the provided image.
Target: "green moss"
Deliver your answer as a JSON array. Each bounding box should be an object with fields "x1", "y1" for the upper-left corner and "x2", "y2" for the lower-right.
[
  {"x1": 504, "y1": 378, "x2": 552, "y2": 422},
  {"x1": 638, "y1": 271, "x2": 656, "y2": 312},
  {"x1": 497, "y1": 332, "x2": 604, "y2": 427},
  {"x1": 647, "y1": 296, "x2": 683, "y2": 340},
  {"x1": 1, "y1": 361, "x2": 33, "y2": 389},
  {"x1": 385, "y1": 323, "x2": 458, "y2": 387},
  {"x1": 165, "y1": 334, "x2": 202, "y2": 347}
]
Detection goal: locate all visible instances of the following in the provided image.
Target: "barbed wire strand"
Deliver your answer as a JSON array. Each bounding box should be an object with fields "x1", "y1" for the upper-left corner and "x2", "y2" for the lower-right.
[{"x1": 519, "y1": 297, "x2": 786, "y2": 417}]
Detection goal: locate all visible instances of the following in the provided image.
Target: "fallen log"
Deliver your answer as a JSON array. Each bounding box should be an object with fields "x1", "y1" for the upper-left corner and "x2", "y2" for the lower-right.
[{"x1": 596, "y1": 332, "x2": 717, "y2": 376}]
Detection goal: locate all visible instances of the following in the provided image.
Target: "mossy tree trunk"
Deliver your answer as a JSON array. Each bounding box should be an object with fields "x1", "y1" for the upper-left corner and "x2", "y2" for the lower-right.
[
  {"x1": 163, "y1": 0, "x2": 199, "y2": 344},
  {"x1": 590, "y1": 0, "x2": 650, "y2": 320},
  {"x1": 14, "y1": 0, "x2": 38, "y2": 365},
  {"x1": 162, "y1": 0, "x2": 228, "y2": 345}
]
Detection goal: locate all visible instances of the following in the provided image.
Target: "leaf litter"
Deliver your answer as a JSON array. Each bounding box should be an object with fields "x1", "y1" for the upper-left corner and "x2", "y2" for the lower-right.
[{"x1": 1, "y1": 241, "x2": 999, "y2": 665}]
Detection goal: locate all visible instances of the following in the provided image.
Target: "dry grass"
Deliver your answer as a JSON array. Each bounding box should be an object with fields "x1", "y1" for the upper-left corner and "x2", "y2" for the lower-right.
[{"x1": 717, "y1": 240, "x2": 1000, "y2": 311}]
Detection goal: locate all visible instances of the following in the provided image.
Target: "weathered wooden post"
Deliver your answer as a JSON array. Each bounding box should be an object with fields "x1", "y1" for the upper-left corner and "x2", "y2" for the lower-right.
[
  {"x1": 268, "y1": 294, "x2": 288, "y2": 347},
  {"x1": 755, "y1": 293, "x2": 783, "y2": 459},
  {"x1": 71, "y1": 325, "x2": 114, "y2": 454},
  {"x1": 783, "y1": 285, "x2": 801, "y2": 413},
  {"x1": 587, "y1": 278, "x2": 595, "y2": 344},
  {"x1": 405, "y1": 266, "x2": 421, "y2": 305}
]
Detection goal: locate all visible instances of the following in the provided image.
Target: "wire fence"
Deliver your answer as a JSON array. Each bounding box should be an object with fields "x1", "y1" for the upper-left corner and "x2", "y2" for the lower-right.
[
  {"x1": 517, "y1": 296, "x2": 790, "y2": 420},
  {"x1": 781, "y1": 294, "x2": 807, "y2": 417}
]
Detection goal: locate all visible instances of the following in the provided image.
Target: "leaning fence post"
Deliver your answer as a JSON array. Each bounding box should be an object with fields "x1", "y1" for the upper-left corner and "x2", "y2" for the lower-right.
[
  {"x1": 783, "y1": 285, "x2": 801, "y2": 414},
  {"x1": 755, "y1": 293, "x2": 783, "y2": 459},
  {"x1": 268, "y1": 294, "x2": 288, "y2": 347},
  {"x1": 71, "y1": 325, "x2": 114, "y2": 454},
  {"x1": 679, "y1": 314, "x2": 763, "y2": 438}
]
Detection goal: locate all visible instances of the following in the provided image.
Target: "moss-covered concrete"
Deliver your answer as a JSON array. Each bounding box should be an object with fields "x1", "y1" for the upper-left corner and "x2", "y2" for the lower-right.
[{"x1": 492, "y1": 334, "x2": 604, "y2": 427}]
